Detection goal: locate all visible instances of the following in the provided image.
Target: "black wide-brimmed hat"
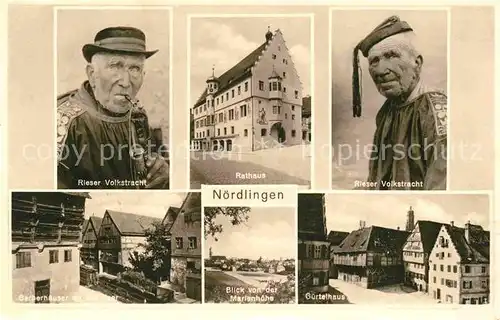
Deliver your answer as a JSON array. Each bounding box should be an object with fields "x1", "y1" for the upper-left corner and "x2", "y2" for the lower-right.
[{"x1": 82, "y1": 26, "x2": 158, "y2": 63}]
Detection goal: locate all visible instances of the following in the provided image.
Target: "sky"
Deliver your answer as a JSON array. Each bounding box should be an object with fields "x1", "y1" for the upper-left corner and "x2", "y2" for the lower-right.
[
  {"x1": 190, "y1": 17, "x2": 311, "y2": 105},
  {"x1": 84, "y1": 192, "x2": 186, "y2": 220},
  {"x1": 325, "y1": 193, "x2": 490, "y2": 234},
  {"x1": 56, "y1": 9, "x2": 170, "y2": 129},
  {"x1": 331, "y1": 9, "x2": 448, "y2": 179},
  {"x1": 204, "y1": 207, "x2": 296, "y2": 260}
]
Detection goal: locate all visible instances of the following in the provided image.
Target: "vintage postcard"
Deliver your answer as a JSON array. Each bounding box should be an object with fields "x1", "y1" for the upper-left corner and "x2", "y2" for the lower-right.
[
  {"x1": 298, "y1": 192, "x2": 491, "y2": 305},
  {"x1": 189, "y1": 14, "x2": 312, "y2": 188},
  {"x1": 11, "y1": 191, "x2": 201, "y2": 304},
  {"x1": 203, "y1": 206, "x2": 296, "y2": 303},
  {"x1": 331, "y1": 9, "x2": 449, "y2": 191},
  {"x1": 55, "y1": 7, "x2": 172, "y2": 190}
]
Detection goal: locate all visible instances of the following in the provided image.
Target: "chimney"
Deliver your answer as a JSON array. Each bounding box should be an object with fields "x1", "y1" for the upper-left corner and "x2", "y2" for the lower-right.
[
  {"x1": 450, "y1": 221, "x2": 454, "y2": 227},
  {"x1": 397, "y1": 226, "x2": 400, "y2": 230},
  {"x1": 465, "y1": 220, "x2": 471, "y2": 243},
  {"x1": 405, "y1": 206, "x2": 415, "y2": 232},
  {"x1": 359, "y1": 220, "x2": 365, "y2": 229}
]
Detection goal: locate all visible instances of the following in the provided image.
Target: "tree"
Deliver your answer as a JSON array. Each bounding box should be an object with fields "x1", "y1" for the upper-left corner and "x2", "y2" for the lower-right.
[
  {"x1": 204, "y1": 207, "x2": 251, "y2": 241},
  {"x1": 128, "y1": 221, "x2": 171, "y2": 284}
]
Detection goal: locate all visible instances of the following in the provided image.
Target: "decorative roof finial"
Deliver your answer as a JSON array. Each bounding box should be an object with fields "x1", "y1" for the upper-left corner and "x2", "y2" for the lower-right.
[
  {"x1": 212, "y1": 64, "x2": 215, "y2": 77},
  {"x1": 265, "y1": 26, "x2": 273, "y2": 41}
]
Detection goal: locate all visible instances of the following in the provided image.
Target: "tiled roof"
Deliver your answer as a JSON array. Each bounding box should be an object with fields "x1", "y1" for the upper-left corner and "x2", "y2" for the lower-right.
[
  {"x1": 444, "y1": 224, "x2": 489, "y2": 263},
  {"x1": 298, "y1": 193, "x2": 327, "y2": 242},
  {"x1": 411, "y1": 220, "x2": 444, "y2": 254},
  {"x1": 89, "y1": 216, "x2": 103, "y2": 233},
  {"x1": 194, "y1": 42, "x2": 268, "y2": 107},
  {"x1": 82, "y1": 219, "x2": 89, "y2": 234},
  {"x1": 327, "y1": 230, "x2": 349, "y2": 246},
  {"x1": 161, "y1": 206, "x2": 181, "y2": 231},
  {"x1": 106, "y1": 210, "x2": 162, "y2": 236},
  {"x1": 336, "y1": 226, "x2": 410, "y2": 254}
]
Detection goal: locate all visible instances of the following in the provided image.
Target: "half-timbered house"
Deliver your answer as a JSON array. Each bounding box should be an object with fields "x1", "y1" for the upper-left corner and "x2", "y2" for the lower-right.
[{"x1": 11, "y1": 192, "x2": 90, "y2": 303}]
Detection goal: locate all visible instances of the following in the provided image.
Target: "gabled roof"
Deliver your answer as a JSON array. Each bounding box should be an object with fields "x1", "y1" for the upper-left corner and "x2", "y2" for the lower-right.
[
  {"x1": 408, "y1": 220, "x2": 443, "y2": 254},
  {"x1": 444, "y1": 224, "x2": 489, "y2": 263},
  {"x1": 327, "y1": 230, "x2": 349, "y2": 246},
  {"x1": 82, "y1": 219, "x2": 89, "y2": 234},
  {"x1": 194, "y1": 42, "x2": 268, "y2": 107},
  {"x1": 105, "y1": 210, "x2": 162, "y2": 236},
  {"x1": 335, "y1": 226, "x2": 410, "y2": 254},
  {"x1": 161, "y1": 206, "x2": 180, "y2": 231},
  {"x1": 89, "y1": 216, "x2": 103, "y2": 234}
]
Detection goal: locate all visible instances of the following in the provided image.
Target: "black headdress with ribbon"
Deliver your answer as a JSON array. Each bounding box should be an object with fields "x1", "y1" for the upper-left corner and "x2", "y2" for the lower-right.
[{"x1": 352, "y1": 16, "x2": 413, "y2": 118}]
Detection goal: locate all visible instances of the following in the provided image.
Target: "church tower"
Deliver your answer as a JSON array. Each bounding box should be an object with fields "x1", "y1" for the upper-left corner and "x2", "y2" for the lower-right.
[{"x1": 405, "y1": 206, "x2": 415, "y2": 231}]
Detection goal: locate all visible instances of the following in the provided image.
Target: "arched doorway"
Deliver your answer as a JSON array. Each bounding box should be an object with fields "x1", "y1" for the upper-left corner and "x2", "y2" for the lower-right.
[
  {"x1": 270, "y1": 122, "x2": 286, "y2": 143},
  {"x1": 219, "y1": 140, "x2": 225, "y2": 151},
  {"x1": 226, "y1": 139, "x2": 232, "y2": 151}
]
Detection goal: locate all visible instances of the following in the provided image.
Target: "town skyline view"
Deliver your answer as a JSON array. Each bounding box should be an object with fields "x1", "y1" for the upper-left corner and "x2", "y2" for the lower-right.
[
  {"x1": 324, "y1": 193, "x2": 490, "y2": 233},
  {"x1": 204, "y1": 206, "x2": 295, "y2": 260},
  {"x1": 83, "y1": 192, "x2": 187, "y2": 220}
]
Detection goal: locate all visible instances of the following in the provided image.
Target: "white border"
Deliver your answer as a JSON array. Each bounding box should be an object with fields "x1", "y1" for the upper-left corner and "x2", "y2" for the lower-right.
[
  {"x1": 187, "y1": 12, "x2": 315, "y2": 189},
  {"x1": 297, "y1": 188, "x2": 495, "y2": 310},
  {"x1": 52, "y1": 5, "x2": 174, "y2": 190},
  {"x1": 328, "y1": 6, "x2": 451, "y2": 190}
]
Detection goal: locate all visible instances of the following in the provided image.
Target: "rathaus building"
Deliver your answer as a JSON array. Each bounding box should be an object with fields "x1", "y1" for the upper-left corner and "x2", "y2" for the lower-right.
[{"x1": 191, "y1": 28, "x2": 305, "y2": 152}]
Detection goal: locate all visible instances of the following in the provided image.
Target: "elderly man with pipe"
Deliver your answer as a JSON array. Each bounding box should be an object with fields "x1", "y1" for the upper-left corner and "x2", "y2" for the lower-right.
[
  {"x1": 57, "y1": 26, "x2": 169, "y2": 189},
  {"x1": 352, "y1": 16, "x2": 447, "y2": 190}
]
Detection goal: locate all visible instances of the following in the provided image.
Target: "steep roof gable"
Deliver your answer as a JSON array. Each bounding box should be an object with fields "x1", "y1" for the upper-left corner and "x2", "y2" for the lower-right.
[
  {"x1": 415, "y1": 220, "x2": 443, "y2": 253},
  {"x1": 89, "y1": 216, "x2": 103, "y2": 235},
  {"x1": 105, "y1": 210, "x2": 162, "y2": 236},
  {"x1": 444, "y1": 224, "x2": 489, "y2": 263},
  {"x1": 161, "y1": 206, "x2": 181, "y2": 231},
  {"x1": 194, "y1": 42, "x2": 267, "y2": 107}
]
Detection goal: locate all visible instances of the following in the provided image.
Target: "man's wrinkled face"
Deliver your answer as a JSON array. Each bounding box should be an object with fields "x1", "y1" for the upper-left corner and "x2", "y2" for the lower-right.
[
  {"x1": 87, "y1": 52, "x2": 145, "y2": 113},
  {"x1": 367, "y1": 37, "x2": 422, "y2": 100}
]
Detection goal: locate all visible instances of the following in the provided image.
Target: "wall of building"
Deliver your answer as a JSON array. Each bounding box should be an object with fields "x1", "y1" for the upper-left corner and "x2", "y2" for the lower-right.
[
  {"x1": 338, "y1": 271, "x2": 368, "y2": 288},
  {"x1": 252, "y1": 32, "x2": 303, "y2": 106},
  {"x1": 12, "y1": 246, "x2": 80, "y2": 303},
  {"x1": 428, "y1": 226, "x2": 462, "y2": 303},
  {"x1": 298, "y1": 239, "x2": 329, "y2": 293},
  {"x1": 333, "y1": 253, "x2": 367, "y2": 266},
  {"x1": 461, "y1": 263, "x2": 490, "y2": 295}
]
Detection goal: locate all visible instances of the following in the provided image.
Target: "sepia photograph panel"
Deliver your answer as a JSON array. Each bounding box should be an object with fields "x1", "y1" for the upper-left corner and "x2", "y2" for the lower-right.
[
  {"x1": 11, "y1": 191, "x2": 201, "y2": 304},
  {"x1": 204, "y1": 206, "x2": 296, "y2": 304},
  {"x1": 189, "y1": 15, "x2": 312, "y2": 188},
  {"x1": 56, "y1": 7, "x2": 171, "y2": 190},
  {"x1": 331, "y1": 9, "x2": 448, "y2": 191},
  {"x1": 298, "y1": 192, "x2": 490, "y2": 305}
]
